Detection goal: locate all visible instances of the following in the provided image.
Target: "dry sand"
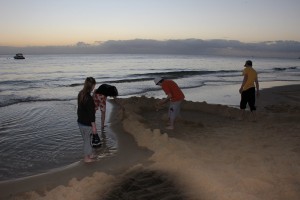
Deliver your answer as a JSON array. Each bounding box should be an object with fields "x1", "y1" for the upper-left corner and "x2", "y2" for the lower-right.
[{"x1": 1, "y1": 84, "x2": 299, "y2": 200}]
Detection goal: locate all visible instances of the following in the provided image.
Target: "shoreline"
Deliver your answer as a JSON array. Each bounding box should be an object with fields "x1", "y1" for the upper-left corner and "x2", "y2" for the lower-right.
[
  {"x1": 1, "y1": 84, "x2": 299, "y2": 200},
  {"x1": 0, "y1": 102, "x2": 152, "y2": 200}
]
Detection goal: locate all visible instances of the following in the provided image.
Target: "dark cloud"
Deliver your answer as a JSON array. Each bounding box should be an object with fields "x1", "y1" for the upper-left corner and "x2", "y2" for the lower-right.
[
  {"x1": 76, "y1": 42, "x2": 91, "y2": 47},
  {"x1": 1, "y1": 39, "x2": 299, "y2": 58}
]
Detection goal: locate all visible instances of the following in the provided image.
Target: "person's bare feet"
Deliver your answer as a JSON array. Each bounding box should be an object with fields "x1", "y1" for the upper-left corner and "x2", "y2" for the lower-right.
[
  {"x1": 84, "y1": 158, "x2": 95, "y2": 163},
  {"x1": 84, "y1": 155, "x2": 95, "y2": 163},
  {"x1": 89, "y1": 154, "x2": 97, "y2": 159}
]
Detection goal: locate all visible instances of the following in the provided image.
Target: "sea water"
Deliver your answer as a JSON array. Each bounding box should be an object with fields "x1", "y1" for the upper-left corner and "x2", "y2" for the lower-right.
[{"x1": 0, "y1": 54, "x2": 299, "y2": 181}]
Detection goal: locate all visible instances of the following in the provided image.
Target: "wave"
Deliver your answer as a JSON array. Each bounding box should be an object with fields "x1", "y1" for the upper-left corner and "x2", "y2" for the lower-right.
[
  {"x1": 69, "y1": 83, "x2": 83, "y2": 87},
  {"x1": 132, "y1": 69, "x2": 240, "y2": 78},
  {"x1": 0, "y1": 80, "x2": 38, "y2": 85},
  {"x1": 0, "y1": 97, "x2": 74, "y2": 108},
  {"x1": 69, "y1": 70, "x2": 240, "y2": 86},
  {"x1": 273, "y1": 66, "x2": 298, "y2": 71},
  {"x1": 70, "y1": 77, "x2": 158, "y2": 86},
  {"x1": 0, "y1": 79, "x2": 63, "y2": 88}
]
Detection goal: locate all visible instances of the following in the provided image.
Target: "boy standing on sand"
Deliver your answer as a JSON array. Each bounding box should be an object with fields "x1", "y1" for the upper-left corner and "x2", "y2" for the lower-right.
[
  {"x1": 239, "y1": 60, "x2": 260, "y2": 121},
  {"x1": 154, "y1": 77, "x2": 185, "y2": 130}
]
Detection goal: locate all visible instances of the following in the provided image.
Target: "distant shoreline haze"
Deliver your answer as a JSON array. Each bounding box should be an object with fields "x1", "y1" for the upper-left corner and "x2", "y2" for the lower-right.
[{"x1": 1, "y1": 39, "x2": 300, "y2": 59}]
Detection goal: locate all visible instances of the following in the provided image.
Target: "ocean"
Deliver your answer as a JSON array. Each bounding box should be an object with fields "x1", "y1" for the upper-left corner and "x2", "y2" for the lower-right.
[{"x1": 0, "y1": 54, "x2": 299, "y2": 181}]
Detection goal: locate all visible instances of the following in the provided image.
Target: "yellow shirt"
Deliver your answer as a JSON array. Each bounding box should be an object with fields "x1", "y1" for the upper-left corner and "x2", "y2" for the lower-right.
[{"x1": 242, "y1": 67, "x2": 257, "y2": 91}]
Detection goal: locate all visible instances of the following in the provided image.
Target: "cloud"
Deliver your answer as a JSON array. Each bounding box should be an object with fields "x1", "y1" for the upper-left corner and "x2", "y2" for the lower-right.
[
  {"x1": 76, "y1": 42, "x2": 91, "y2": 47},
  {"x1": 1, "y1": 39, "x2": 299, "y2": 58}
]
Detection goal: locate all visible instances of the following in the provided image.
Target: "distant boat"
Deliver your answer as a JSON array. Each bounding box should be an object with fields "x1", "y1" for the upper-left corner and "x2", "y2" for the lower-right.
[{"x1": 14, "y1": 53, "x2": 25, "y2": 59}]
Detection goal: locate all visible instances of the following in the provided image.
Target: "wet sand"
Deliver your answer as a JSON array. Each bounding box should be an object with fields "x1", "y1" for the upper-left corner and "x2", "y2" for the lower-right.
[
  {"x1": 0, "y1": 105, "x2": 153, "y2": 200},
  {"x1": 1, "y1": 84, "x2": 299, "y2": 200}
]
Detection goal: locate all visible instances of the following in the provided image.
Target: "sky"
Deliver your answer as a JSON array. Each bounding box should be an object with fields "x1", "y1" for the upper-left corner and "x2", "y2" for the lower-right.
[{"x1": 1, "y1": 0, "x2": 300, "y2": 47}]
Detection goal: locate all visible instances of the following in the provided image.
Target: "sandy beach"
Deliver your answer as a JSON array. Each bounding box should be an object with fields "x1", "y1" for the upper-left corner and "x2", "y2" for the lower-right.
[{"x1": 1, "y1": 84, "x2": 299, "y2": 200}]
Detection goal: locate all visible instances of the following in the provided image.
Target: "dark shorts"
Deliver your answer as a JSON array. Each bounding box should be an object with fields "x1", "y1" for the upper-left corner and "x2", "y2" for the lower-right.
[{"x1": 240, "y1": 87, "x2": 256, "y2": 111}]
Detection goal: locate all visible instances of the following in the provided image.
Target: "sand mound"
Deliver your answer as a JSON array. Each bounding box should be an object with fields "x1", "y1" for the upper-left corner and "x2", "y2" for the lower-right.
[{"x1": 119, "y1": 94, "x2": 300, "y2": 200}]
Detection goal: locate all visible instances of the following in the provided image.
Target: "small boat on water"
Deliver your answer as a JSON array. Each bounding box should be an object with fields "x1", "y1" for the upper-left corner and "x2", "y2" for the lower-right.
[{"x1": 14, "y1": 53, "x2": 25, "y2": 59}]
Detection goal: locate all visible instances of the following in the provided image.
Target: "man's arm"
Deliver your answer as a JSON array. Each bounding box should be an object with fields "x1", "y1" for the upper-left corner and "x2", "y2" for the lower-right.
[
  {"x1": 157, "y1": 93, "x2": 172, "y2": 107},
  {"x1": 162, "y1": 93, "x2": 172, "y2": 104},
  {"x1": 255, "y1": 77, "x2": 259, "y2": 97},
  {"x1": 239, "y1": 74, "x2": 248, "y2": 94}
]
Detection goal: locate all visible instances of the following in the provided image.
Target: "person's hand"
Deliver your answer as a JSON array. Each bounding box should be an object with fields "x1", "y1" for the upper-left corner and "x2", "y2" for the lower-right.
[
  {"x1": 92, "y1": 125, "x2": 97, "y2": 135},
  {"x1": 239, "y1": 88, "x2": 243, "y2": 94},
  {"x1": 256, "y1": 91, "x2": 260, "y2": 98}
]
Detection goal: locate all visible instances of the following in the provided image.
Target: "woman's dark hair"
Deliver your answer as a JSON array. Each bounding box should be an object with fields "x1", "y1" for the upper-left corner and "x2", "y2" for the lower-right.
[
  {"x1": 78, "y1": 77, "x2": 96, "y2": 104},
  {"x1": 95, "y1": 84, "x2": 118, "y2": 97}
]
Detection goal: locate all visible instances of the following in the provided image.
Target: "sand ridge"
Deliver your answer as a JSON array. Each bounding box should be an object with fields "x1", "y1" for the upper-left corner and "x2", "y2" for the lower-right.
[{"x1": 119, "y1": 86, "x2": 300, "y2": 200}]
